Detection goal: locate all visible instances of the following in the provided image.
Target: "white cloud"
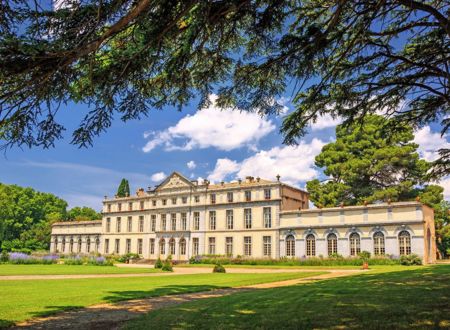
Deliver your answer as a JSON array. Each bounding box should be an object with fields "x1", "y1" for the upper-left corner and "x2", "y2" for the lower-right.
[
  {"x1": 142, "y1": 94, "x2": 275, "y2": 153},
  {"x1": 414, "y1": 126, "x2": 450, "y2": 162},
  {"x1": 151, "y1": 172, "x2": 166, "y2": 182},
  {"x1": 187, "y1": 160, "x2": 196, "y2": 170},
  {"x1": 207, "y1": 138, "x2": 325, "y2": 186},
  {"x1": 310, "y1": 114, "x2": 342, "y2": 131},
  {"x1": 438, "y1": 177, "x2": 450, "y2": 201}
]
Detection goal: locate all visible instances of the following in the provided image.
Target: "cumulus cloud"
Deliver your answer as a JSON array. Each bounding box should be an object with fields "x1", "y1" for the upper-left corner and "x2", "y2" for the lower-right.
[
  {"x1": 187, "y1": 160, "x2": 196, "y2": 170},
  {"x1": 414, "y1": 126, "x2": 450, "y2": 162},
  {"x1": 207, "y1": 138, "x2": 325, "y2": 185},
  {"x1": 439, "y1": 177, "x2": 450, "y2": 200},
  {"x1": 151, "y1": 172, "x2": 166, "y2": 182},
  {"x1": 310, "y1": 114, "x2": 342, "y2": 131},
  {"x1": 142, "y1": 95, "x2": 275, "y2": 153}
]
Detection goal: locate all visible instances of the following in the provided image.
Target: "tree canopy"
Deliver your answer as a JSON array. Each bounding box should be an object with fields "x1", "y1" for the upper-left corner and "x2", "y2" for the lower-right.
[
  {"x1": 0, "y1": 1, "x2": 448, "y2": 170},
  {"x1": 66, "y1": 206, "x2": 101, "y2": 221},
  {"x1": 116, "y1": 178, "x2": 130, "y2": 197}
]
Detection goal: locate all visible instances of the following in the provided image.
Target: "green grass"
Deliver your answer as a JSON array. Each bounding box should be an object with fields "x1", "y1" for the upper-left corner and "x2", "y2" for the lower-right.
[
  {"x1": 0, "y1": 272, "x2": 322, "y2": 328},
  {"x1": 0, "y1": 264, "x2": 160, "y2": 276},
  {"x1": 125, "y1": 265, "x2": 450, "y2": 330},
  {"x1": 177, "y1": 263, "x2": 362, "y2": 270}
]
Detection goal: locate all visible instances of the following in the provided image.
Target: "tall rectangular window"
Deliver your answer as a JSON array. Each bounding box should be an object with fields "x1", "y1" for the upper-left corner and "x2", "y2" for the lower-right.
[
  {"x1": 210, "y1": 194, "x2": 216, "y2": 204},
  {"x1": 194, "y1": 212, "x2": 200, "y2": 230},
  {"x1": 114, "y1": 239, "x2": 120, "y2": 254},
  {"x1": 171, "y1": 213, "x2": 177, "y2": 231},
  {"x1": 118, "y1": 203, "x2": 122, "y2": 212},
  {"x1": 209, "y1": 211, "x2": 216, "y2": 230},
  {"x1": 162, "y1": 199, "x2": 167, "y2": 206},
  {"x1": 245, "y1": 190, "x2": 251, "y2": 202},
  {"x1": 105, "y1": 239, "x2": 109, "y2": 254},
  {"x1": 106, "y1": 218, "x2": 111, "y2": 232},
  {"x1": 107, "y1": 204, "x2": 111, "y2": 212},
  {"x1": 126, "y1": 239, "x2": 131, "y2": 254},
  {"x1": 116, "y1": 217, "x2": 121, "y2": 233},
  {"x1": 244, "y1": 236, "x2": 252, "y2": 256},
  {"x1": 139, "y1": 216, "x2": 144, "y2": 232},
  {"x1": 263, "y1": 207, "x2": 272, "y2": 228},
  {"x1": 140, "y1": 201, "x2": 144, "y2": 210},
  {"x1": 225, "y1": 237, "x2": 233, "y2": 256},
  {"x1": 263, "y1": 236, "x2": 271, "y2": 257},
  {"x1": 182, "y1": 196, "x2": 188, "y2": 204},
  {"x1": 208, "y1": 237, "x2": 216, "y2": 255},
  {"x1": 227, "y1": 192, "x2": 233, "y2": 203},
  {"x1": 152, "y1": 200, "x2": 156, "y2": 207},
  {"x1": 193, "y1": 238, "x2": 199, "y2": 256},
  {"x1": 150, "y1": 238, "x2": 155, "y2": 254},
  {"x1": 127, "y1": 216, "x2": 132, "y2": 232},
  {"x1": 151, "y1": 215, "x2": 156, "y2": 232},
  {"x1": 226, "y1": 210, "x2": 234, "y2": 229},
  {"x1": 137, "y1": 239, "x2": 143, "y2": 255},
  {"x1": 172, "y1": 197, "x2": 177, "y2": 205},
  {"x1": 181, "y1": 213, "x2": 187, "y2": 230},
  {"x1": 161, "y1": 214, "x2": 166, "y2": 231},
  {"x1": 194, "y1": 195, "x2": 200, "y2": 203},
  {"x1": 128, "y1": 202, "x2": 133, "y2": 211},
  {"x1": 244, "y1": 209, "x2": 252, "y2": 229},
  {"x1": 264, "y1": 189, "x2": 271, "y2": 200}
]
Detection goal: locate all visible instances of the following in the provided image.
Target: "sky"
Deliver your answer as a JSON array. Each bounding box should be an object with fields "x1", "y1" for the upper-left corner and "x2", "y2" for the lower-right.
[{"x1": 1, "y1": 93, "x2": 449, "y2": 212}]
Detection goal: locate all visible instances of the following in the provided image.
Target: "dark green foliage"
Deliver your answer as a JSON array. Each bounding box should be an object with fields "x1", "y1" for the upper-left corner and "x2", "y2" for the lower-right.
[
  {"x1": 117, "y1": 253, "x2": 140, "y2": 263},
  {"x1": 66, "y1": 207, "x2": 101, "y2": 221},
  {"x1": 213, "y1": 264, "x2": 226, "y2": 273},
  {"x1": 358, "y1": 251, "x2": 371, "y2": 262},
  {"x1": 161, "y1": 261, "x2": 173, "y2": 272},
  {"x1": 0, "y1": 251, "x2": 9, "y2": 262},
  {"x1": 400, "y1": 254, "x2": 423, "y2": 266},
  {"x1": 116, "y1": 179, "x2": 130, "y2": 198},
  {"x1": 154, "y1": 257, "x2": 163, "y2": 269}
]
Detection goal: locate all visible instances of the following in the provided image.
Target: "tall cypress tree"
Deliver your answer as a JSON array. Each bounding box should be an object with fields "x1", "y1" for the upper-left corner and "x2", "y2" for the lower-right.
[{"x1": 117, "y1": 179, "x2": 130, "y2": 197}]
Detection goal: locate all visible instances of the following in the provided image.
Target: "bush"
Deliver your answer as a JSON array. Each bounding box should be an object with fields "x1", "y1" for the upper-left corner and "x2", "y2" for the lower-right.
[
  {"x1": 161, "y1": 261, "x2": 173, "y2": 272},
  {"x1": 154, "y1": 257, "x2": 163, "y2": 269},
  {"x1": 213, "y1": 264, "x2": 226, "y2": 273},
  {"x1": 41, "y1": 255, "x2": 59, "y2": 264},
  {"x1": 87, "y1": 256, "x2": 114, "y2": 266},
  {"x1": 0, "y1": 251, "x2": 9, "y2": 263},
  {"x1": 400, "y1": 254, "x2": 422, "y2": 266},
  {"x1": 64, "y1": 256, "x2": 84, "y2": 265},
  {"x1": 358, "y1": 251, "x2": 371, "y2": 261},
  {"x1": 117, "y1": 253, "x2": 140, "y2": 263}
]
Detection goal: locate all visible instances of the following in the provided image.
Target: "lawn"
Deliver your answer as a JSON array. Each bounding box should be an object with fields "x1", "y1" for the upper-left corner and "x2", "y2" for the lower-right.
[
  {"x1": 125, "y1": 265, "x2": 450, "y2": 330},
  {"x1": 0, "y1": 271, "x2": 322, "y2": 328},
  {"x1": 0, "y1": 264, "x2": 160, "y2": 276},
  {"x1": 178, "y1": 263, "x2": 362, "y2": 270}
]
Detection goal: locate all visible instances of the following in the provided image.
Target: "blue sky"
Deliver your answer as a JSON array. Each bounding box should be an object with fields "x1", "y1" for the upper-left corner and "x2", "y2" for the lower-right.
[{"x1": 1, "y1": 94, "x2": 449, "y2": 211}]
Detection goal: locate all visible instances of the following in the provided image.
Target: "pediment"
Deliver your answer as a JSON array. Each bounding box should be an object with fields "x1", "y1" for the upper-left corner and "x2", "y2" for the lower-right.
[{"x1": 155, "y1": 172, "x2": 193, "y2": 190}]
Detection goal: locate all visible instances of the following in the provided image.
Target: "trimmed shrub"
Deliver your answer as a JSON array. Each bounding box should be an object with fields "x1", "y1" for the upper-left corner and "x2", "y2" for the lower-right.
[
  {"x1": 161, "y1": 261, "x2": 173, "y2": 272},
  {"x1": 0, "y1": 251, "x2": 9, "y2": 263},
  {"x1": 64, "y1": 256, "x2": 83, "y2": 265},
  {"x1": 213, "y1": 264, "x2": 226, "y2": 273},
  {"x1": 154, "y1": 257, "x2": 163, "y2": 269},
  {"x1": 41, "y1": 255, "x2": 59, "y2": 264},
  {"x1": 400, "y1": 254, "x2": 422, "y2": 266},
  {"x1": 117, "y1": 253, "x2": 140, "y2": 263},
  {"x1": 358, "y1": 251, "x2": 371, "y2": 261}
]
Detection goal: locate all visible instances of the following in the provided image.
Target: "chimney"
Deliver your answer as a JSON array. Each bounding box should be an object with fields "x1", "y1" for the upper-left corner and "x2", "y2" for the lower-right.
[{"x1": 238, "y1": 178, "x2": 242, "y2": 184}]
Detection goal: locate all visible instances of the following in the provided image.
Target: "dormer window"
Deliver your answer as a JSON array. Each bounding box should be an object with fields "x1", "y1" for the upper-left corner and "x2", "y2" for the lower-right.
[
  {"x1": 182, "y1": 196, "x2": 188, "y2": 204},
  {"x1": 128, "y1": 202, "x2": 133, "y2": 211},
  {"x1": 107, "y1": 204, "x2": 111, "y2": 212},
  {"x1": 172, "y1": 197, "x2": 177, "y2": 205},
  {"x1": 152, "y1": 200, "x2": 156, "y2": 207},
  {"x1": 210, "y1": 194, "x2": 216, "y2": 204},
  {"x1": 227, "y1": 192, "x2": 233, "y2": 203},
  {"x1": 162, "y1": 199, "x2": 167, "y2": 206},
  {"x1": 264, "y1": 189, "x2": 271, "y2": 200},
  {"x1": 140, "y1": 201, "x2": 144, "y2": 210},
  {"x1": 245, "y1": 190, "x2": 251, "y2": 202},
  {"x1": 194, "y1": 195, "x2": 200, "y2": 203}
]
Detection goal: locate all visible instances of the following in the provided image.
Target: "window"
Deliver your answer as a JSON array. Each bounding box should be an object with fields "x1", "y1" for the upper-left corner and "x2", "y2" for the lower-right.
[
  {"x1": 208, "y1": 237, "x2": 216, "y2": 254},
  {"x1": 226, "y1": 210, "x2": 234, "y2": 229},
  {"x1": 286, "y1": 235, "x2": 295, "y2": 257},
  {"x1": 399, "y1": 231, "x2": 411, "y2": 255},
  {"x1": 179, "y1": 238, "x2": 186, "y2": 255},
  {"x1": 104, "y1": 239, "x2": 109, "y2": 254},
  {"x1": 159, "y1": 239, "x2": 165, "y2": 255},
  {"x1": 95, "y1": 238, "x2": 100, "y2": 253},
  {"x1": 152, "y1": 200, "x2": 156, "y2": 207},
  {"x1": 172, "y1": 197, "x2": 177, "y2": 205},
  {"x1": 115, "y1": 239, "x2": 120, "y2": 254},
  {"x1": 193, "y1": 238, "x2": 199, "y2": 256},
  {"x1": 210, "y1": 194, "x2": 216, "y2": 204},
  {"x1": 140, "y1": 201, "x2": 144, "y2": 210},
  {"x1": 181, "y1": 213, "x2": 187, "y2": 230},
  {"x1": 61, "y1": 238, "x2": 66, "y2": 252},
  {"x1": 149, "y1": 238, "x2": 155, "y2": 254},
  {"x1": 327, "y1": 233, "x2": 338, "y2": 256},
  {"x1": 182, "y1": 196, "x2": 188, "y2": 204},
  {"x1": 161, "y1": 214, "x2": 166, "y2": 231},
  {"x1": 225, "y1": 237, "x2": 233, "y2": 256},
  {"x1": 194, "y1": 195, "x2": 200, "y2": 203},
  {"x1": 106, "y1": 218, "x2": 111, "y2": 232},
  {"x1": 116, "y1": 217, "x2": 121, "y2": 233},
  {"x1": 244, "y1": 208, "x2": 252, "y2": 229},
  {"x1": 137, "y1": 239, "x2": 143, "y2": 255},
  {"x1": 244, "y1": 236, "x2": 252, "y2": 256},
  {"x1": 194, "y1": 212, "x2": 200, "y2": 230},
  {"x1": 118, "y1": 203, "x2": 122, "y2": 212},
  {"x1": 263, "y1": 236, "x2": 272, "y2": 257},
  {"x1": 263, "y1": 207, "x2": 272, "y2": 228},
  {"x1": 107, "y1": 204, "x2": 111, "y2": 212},
  {"x1": 151, "y1": 215, "x2": 156, "y2": 232},
  {"x1": 128, "y1": 202, "x2": 133, "y2": 211},
  {"x1": 349, "y1": 233, "x2": 361, "y2": 256},
  {"x1": 373, "y1": 232, "x2": 385, "y2": 255},
  {"x1": 77, "y1": 238, "x2": 82, "y2": 253},
  {"x1": 245, "y1": 190, "x2": 251, "y2": 202},
  {"x1": 306, "y1": 234, "x2": 316, "y2": 257},
  {"x1": 126, "y1": 239, "x2": 131, "y2": 254},
  {"x1": 227, "y1": 192, "x2": 233, "y2": 203},
  {"x1": 162, "y1": 199, "x2": 167, "y2": 206},
  {"x1": 169, "y1": 238, "x2": 175, "y2": 255},
  {"x1": 139, "y1": 216, "x2": 144, "y2": 232},
  {"x1": 264, "y1": 189, "x2": 271, "y2": 200},
  {"x1": 86, "y1": 238, "x2": 91, "y2": 253},
  {"x1": 69, "y1": 239, "x2": 74, "y2": 253},
  {"x1": 127, "y1": 216, "x2": 132, "y2": 232},
  {"x1": 171, "y1": 213, "x2": 176, "y2": 231},
  {"x1": 209, "y1": 211, "x2": 216, "y2": 230}
]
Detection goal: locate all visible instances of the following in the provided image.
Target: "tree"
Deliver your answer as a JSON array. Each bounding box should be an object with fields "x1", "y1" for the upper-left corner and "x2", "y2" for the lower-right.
[
  {"x1": 1, "y1": 1, "x2": 448, "y2": 171},
  {"x1": 66, "y1": 207, "x2": 101, "y2": 221},
  {"x1": 116, "y1": 178, "x2": 130, "y2": 197},
  {"x1": 306, "y1": 115, "x2": 438, "y2": 207}
]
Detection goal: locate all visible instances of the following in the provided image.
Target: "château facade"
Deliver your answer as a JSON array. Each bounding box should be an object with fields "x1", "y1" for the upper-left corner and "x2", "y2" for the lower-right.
[{"x1": 51, "y1": 172, "x2": 436, "y2": 263}]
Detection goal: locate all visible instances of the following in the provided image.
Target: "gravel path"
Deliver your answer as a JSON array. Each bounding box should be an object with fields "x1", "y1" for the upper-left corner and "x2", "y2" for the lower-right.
[{"x1": 12, "y1": 270, "x2": 361, "y2": 329}]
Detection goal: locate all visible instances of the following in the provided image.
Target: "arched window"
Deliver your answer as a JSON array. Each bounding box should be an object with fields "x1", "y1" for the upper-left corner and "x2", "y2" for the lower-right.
[
  {"x1": 77, "y1": 238, "x2": 82, "y2": 253},
  {"x1": 61, "y1": 238, "x2": 66, "y2": 253},
  {"x1": 179, "y1": 238, "x2": 186, "y2": 255},
  {"x1": 86, "y1": 238, "x2": 91, "y2": 253},
  {"x1": 95, "y1": 238, "x2": 100, "y2": 253},
  {"x1": 349, "y1": 233, "x2": 361, "y2": 256},
  {"x1": 69, "y1": 239, "x2": 74, "y2": 253},
  {"x1": 53, "y1": 236, "x2": 58, "y2": 253},
  {"x1": 169, "y1": 238, "x2": 176, "y2": 255},
  {"x1": 286, "y1": 235, "x2": 295, "y2": 257},
  {"x1": 306, "y1": 234, "x2": 315, "y2": 257},
  {"x1": 373, "y1": 232, "x2": 385, "y2": 255},
  {"x1": 327, "y1": 233, "x2": 338, "y2": 256},
  {"x1": 398, "y1": 231, "x2": 411, "y2": 255},
  {"x1": 159, "y1": 239, "x2": 165, "y2": 255}
]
